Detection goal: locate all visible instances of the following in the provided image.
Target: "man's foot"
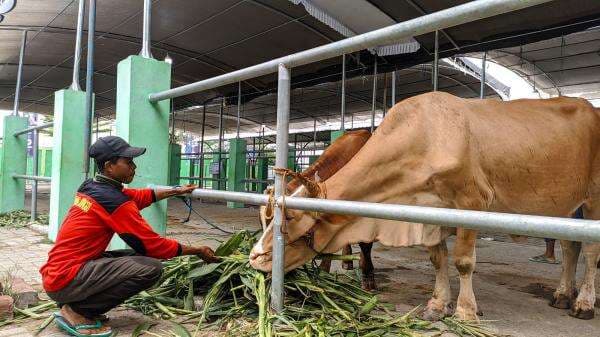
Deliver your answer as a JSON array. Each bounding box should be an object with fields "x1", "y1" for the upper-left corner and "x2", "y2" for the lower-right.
[
  {"x1": 529, "y1": 254, "x2": 560, "y2": 264},
  {"x1": 57, "y1": 305, "x2": 111, "y2": 336}
]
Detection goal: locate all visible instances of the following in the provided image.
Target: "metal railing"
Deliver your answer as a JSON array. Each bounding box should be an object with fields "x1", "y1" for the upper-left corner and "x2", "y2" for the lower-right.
[
  {"x1": 12, "y1": 122, "x2": 54, "y2": 137},
  {"x1": 13, "y1": 174, "x2": 52, "y2": 182},
  {"x1": 148, "y1": 0, "x2": 558, "y2": 312},
  {"x1": 12, "y1": 122, "x2": 54, "y2": 222}
]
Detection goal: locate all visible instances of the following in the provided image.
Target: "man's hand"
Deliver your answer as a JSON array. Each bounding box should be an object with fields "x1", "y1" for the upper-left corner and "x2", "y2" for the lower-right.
[
  {"x1": 181, "y1": 245, "x2": 219, "y2": 263},
  {"x1": 155, "y1": 184, "x2": 197, "y2": 201},
  {"x1": 173, "y1": 184, "x2": 197, "y2": 195}
]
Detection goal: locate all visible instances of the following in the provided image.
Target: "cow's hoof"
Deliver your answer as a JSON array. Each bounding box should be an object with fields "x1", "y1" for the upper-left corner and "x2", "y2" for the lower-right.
[
  {"x1": 361, "y1": 274, "x2": 377, "y2": 291},
  {"x1": 550, "y1": 294, "x2": 573, "y2": 309},
  {"x1": 421, "y1": 304, "x2": 451, "y2": 321},
  {"x1": 342, "y1": 260, "x2": 354, "y2": 270},
  {"x1": 454, "y1": 308, "x2": 479, "y2": 322},
  {"x1": 569, "y1": 307, "x2": 595, "y2": 320}
]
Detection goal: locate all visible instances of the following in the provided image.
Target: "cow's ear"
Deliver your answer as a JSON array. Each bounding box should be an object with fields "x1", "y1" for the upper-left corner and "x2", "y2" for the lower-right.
[{"x1": 314, "y1": 172, "x2": 321, "y2": 183}]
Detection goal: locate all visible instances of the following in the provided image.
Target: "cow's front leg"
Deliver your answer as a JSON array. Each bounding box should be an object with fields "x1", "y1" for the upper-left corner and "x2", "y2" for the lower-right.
[
  {"x1": 359, "y1": 242, "x2": 376, "y2": 290},
  {"x1": 570, "y1": 243, "x2": 600, "y2": 320},
  {"x1": 319, "y1": 258, "x2": 332, "y2": 273},
  {"x1": 551, "y1": 240, "x2": 581, "y2": 309},
  {"x1": 342, "y1": 244, "x2": 354, "y2": 270},
  {"x1": 422, "y1": 240, "x2": 451, "y2": 321},
  {"x1": 453, "y1": 228, "x2": 479, "y2": 321}
]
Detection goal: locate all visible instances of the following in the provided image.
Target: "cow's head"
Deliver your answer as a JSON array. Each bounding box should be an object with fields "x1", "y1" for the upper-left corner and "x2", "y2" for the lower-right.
[{"x1": 251, "y1": 174, "x2": 338, "y2": 272}]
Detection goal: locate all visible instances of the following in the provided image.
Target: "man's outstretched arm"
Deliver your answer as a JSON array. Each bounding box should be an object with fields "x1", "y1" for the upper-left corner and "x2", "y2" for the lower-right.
[{"x1": 154, "y1": 184, "x2": 197, "y2": 201}]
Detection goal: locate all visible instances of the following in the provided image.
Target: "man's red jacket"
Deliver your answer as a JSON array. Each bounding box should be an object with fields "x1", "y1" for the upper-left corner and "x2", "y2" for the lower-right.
[{"x1": 40, "y1": 177, "x2": 181, "y2": 292}]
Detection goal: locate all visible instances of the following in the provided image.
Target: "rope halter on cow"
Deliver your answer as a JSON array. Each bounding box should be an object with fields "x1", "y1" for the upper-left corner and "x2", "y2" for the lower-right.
[{"x1": 270, "y1": 167, "x2": 328, "y2": 253}]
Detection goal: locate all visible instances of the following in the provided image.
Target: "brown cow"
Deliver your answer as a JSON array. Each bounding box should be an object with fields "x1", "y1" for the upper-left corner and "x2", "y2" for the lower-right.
[
  {"x1": 250, "y1": 92, "x2": 600, "y2": 321},
  {"x1": 258, "y1": 130, "x2": 378, "y2": 289}
]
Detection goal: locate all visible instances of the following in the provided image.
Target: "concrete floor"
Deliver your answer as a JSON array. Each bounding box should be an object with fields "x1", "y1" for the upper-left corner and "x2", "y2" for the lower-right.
[{"x1": 1, "y1": 189, "x2": 599, "y2": 337}]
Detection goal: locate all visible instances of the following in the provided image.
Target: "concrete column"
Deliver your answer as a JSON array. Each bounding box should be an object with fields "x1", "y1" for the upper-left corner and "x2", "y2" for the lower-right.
[
  {"x1": 227, "y1": 138, "x2": 247, "y2": 208},
  {"x1": 0, "y1": 116, "x2": 28, "y2": 213},
  {"x1": 48, "y1": 90, "x2": 87, "y2": 240},
  {"x1": 287, "y1": 149, "x2": 296, "y2": 172},
  {"x1": 256, "y1": 157, "x2": 269, "y2": 193},
  {"x1": 330, "y1": 130, "x2": 344, "y2": 142},
  {"x1": 168, "y1": 142, "x2": 181, "y2": 186},
  {"x1": 112, "y1": 55, "x2": 171, "y2": 249}
]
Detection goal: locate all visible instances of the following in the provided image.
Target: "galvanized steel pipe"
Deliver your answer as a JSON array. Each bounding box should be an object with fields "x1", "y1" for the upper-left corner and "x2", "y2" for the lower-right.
[
  {"x1": 12, "y1": 30, "x2": 27, "y2": 116},
  {"x1": 281, "y1": 197, "x2": 600, "y2": 243},
  {"x1": 140, "y1": 0, "x2": 153, "y2": 59},
  {"x1": 83, "y1": 0, "x2": 96, "y2": 176},
  {"x1": 70, "y1": 0, "x2": 85, "y2": 91},
  {"x1": 433, "y1": 30, "x2": 439, "y2": 91},
  {"x1": 340, "y1": 54, "x2": 346, "y2": 132},
  {"x1": 391, "y1": 71, "x2": 396, "y2": 105},
  {"x1": 371, "y1": 58, "x2": 377, "y2": 132},
  {"x1": 480, "y1": 51, "x2": 487, "y2": 99},
  {"x1": 149, "y1": 0, "x2": 554, "y2": 102},
  {"x1": 164, "y1": 186, "x2": 600, "y2": 243},
  {"x1": 237, "y1": 82, "x2": 241, "y2": 138},
  {"x1": 12, "y1": 174, "x2": 52, "y2": 182},
  {"x1": 13, "y1": 122, "x2": 54, "y2": 137},
  {"x1": 271, "y1": 64, "x2": 291, "y2": 312},
  {"x1": 30, "y1": 129, "x2": 39, "y2": 222}
]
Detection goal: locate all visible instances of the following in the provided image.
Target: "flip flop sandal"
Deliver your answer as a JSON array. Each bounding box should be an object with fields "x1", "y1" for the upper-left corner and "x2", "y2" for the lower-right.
[
  {"x1": 528, "y1": 254, "x2": 560, "y2": 264},
  {"x1": 53, "y1": 312, "x2": 113, "y2": 337}
]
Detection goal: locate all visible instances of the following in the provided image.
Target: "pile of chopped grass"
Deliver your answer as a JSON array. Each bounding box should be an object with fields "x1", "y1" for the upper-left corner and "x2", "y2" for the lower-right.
[
  {"x1": 126, "y1": 231, "x2": 500, "y2": 337},
  {"x1": 0, "y1": 210, "x2": 48, "y2": 228}
]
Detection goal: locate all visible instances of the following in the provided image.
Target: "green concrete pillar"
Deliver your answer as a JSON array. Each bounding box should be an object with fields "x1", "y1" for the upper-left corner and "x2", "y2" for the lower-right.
[
  {"x1": 288, "y1": 149, "x2": 296, "y2": 172},
  {"x1": 330, "y1": 130, "x2": 344, "y2": 142},
  {"x1": 168, "y1": 143, "x2": 181, "y2": 186},
  {"x1": 256, "y1": 157, "x2": 269, "y2": 193},
  {"x1": 203, "y1": 155, "x2": 212, "y2": 189},
  {"x1": 48, "y1": 90, "x2": 87, "y2": 241},
  {"x1": 0, "y1": 116, "x2": 28, "y2": 213},
  {"x1": 112, "y1": 55, "x2": 171, "y2": 249},
  {"x1": 227, "y1": 138, "x2": 246, "y2": 208},
  {"x1": 42, "y1": 149, "x2": 53, "y2": 177}
]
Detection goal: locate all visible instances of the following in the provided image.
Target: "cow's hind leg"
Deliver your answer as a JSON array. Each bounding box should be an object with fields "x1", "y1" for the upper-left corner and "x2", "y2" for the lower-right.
[
  {"x1": 359, "y1": 242, "x2": 376, "y2": 290},
  {"x1": 453, "y1": 228, "x2": 479, "y2": 321},
  {"x1": 342, "y1": 244, "x2": 354, "y2": 270},
  {"x1": 422, "y1": 240, "x2": 452, "y2": 321},
  {"x1": 570, "y1": 242, "x2": 600, "y2": 319},
  {"x1": 551, "y1": 240, "x2": 581, "y2": 309}
]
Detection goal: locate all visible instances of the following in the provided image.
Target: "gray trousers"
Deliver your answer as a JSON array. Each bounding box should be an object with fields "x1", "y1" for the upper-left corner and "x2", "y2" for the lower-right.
[{"x1": 47, "y1": 250, "x2": 163, "y2": 318}]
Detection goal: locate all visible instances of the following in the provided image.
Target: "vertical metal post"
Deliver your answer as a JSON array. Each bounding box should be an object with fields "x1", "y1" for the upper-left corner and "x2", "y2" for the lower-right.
[
  {"x1": 237, "y1": 82, "x2": 241, "y2": 138},
  {"x1": 351, "y1": 114, "x2": 354, "y2": 129},
  {"x1": 140, "y1": 0, "x2": 153, "y2": 59},
  {"x1": 391, "y1": 71, "x2": 396, "y2": 107},
  {"x1": 313, "y1": 118, "x2": 317, "y2": 156},
  {"x1": 199, "y1": 105, "x2": 206, "y2": 188},
  {"x1": 480, "y1": 51, "x2": 487, "y2": 99},
  {"x1": 371, "y1": 57, "x2": 377, "y2": 132},
  {"x1": 340, "y1": 54, "x2": 346, "y2": 132},
  {"x1": 95, "y1": 116, "x2": 99, "y2": 141},
  {"x1": 70, "y1": 0, "x2": 85, "y2": 91},
  {"x1": 382, "y1": 73, "x2": 387, "y2": 117},
  {"x1": 30, "y1": 128, "x2": 39, "y2": 222},
  {"x1": 217, "y1": 99, "x2": 224, "y2": 190},
  {"x1": 271, "y1": 63, "x2": 291, "y2": 312},
  {"x1": 12, "y1": 30, "x2": 27, "y2": 117},
  {"x1": 83, "y1": 0, "x2": 96, "y2": 176},
  {"x1": 433, "y1": 30, "x2": 439, "y2": 91}
]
